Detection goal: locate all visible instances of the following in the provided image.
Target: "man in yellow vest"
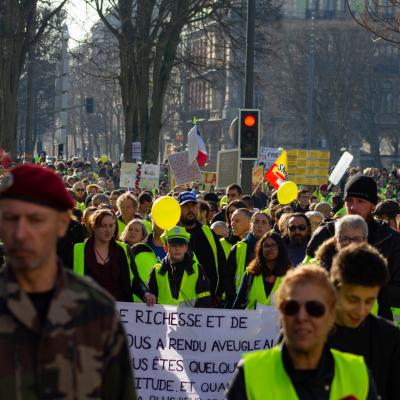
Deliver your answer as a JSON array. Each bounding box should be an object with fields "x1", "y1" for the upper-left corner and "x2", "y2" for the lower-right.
[
  {"x1": 178, "y1": 191, "x2": 226, "y2": 305},
  {"x1": 147, "y1": 226, "x2": 211, "y2": 307}
]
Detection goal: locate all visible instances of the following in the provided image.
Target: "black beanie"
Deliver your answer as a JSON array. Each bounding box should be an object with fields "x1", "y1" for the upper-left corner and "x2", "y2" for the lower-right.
[{"x1": 344, "y1": 175, "x2": 378, "y2": 205}]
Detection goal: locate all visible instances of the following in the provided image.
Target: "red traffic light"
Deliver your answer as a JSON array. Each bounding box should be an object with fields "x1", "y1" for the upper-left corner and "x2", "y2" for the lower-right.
[{"x1": 244, "y1": 115, "x2": 256, "y2": 127}]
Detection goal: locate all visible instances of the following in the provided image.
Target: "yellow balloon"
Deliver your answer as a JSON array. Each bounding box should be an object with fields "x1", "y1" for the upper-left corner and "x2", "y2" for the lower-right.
[
  {"x1": 100, "y1": 154, "x2": 108, "y2": 163},
  {"x1": 151, "y1": 196, "x2": 181, "y2": 230},
  {"x1": 277, "y1": 181, "x2": 298, "y2": 205}
]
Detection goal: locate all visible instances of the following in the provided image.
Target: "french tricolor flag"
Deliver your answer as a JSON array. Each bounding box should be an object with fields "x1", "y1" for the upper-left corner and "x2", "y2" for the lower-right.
[{"x1": 188, "y1": 124, "x2": 208, "y2": 167}]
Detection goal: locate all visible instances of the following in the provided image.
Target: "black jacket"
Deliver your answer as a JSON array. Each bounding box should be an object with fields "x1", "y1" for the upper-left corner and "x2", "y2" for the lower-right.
[
  {"x1": 307, "y1": 218, "x2": 400, "y2": 319},
  {"x1": 185, "y1": 220, "x2": 226, "y2": 300},
  {"x1": 328, "y1": 314, "x2": 400, "y2": 400}
]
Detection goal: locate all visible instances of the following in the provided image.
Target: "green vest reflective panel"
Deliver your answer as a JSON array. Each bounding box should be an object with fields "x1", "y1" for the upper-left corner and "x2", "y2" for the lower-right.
[
  {"x1": 246, "y1": 275, "x2": 282, "y2": 310},
  {"x1": 243, "y1": 347, "x2": 369, "y2": 400},
  {"x1": 133, "y1": 249, "x2": 157, "y2": 303},
  {"x1": 200, "y1": 224, "x2": 220, "y2": 288},
  {"x1": 220, "y1": 238, "x2": 232, "y2": 260},
  {"x1": 155, "y1": 261, "x2": 210, "y2": 306},
  {"x1": 391, "y1": 307, "x2": 400, "y2": 327},
  {"x1": 73, "y1": 241, "x2": 133, "y2": 282},
  {"x1": 235, "y1": 241, "x2": 248, "y2": 291}
]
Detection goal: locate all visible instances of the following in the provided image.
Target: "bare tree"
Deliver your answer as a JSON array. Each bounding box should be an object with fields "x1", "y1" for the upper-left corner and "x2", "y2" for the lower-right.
[
  {"x1": 91, "y1": 0, "x2": 234, "y2": 162},
  {"x1": 346, "y1": 0, "x2": 400, "y2": 43},
  {"x1": 0, "y1": 0, "x2": 67, "y2": 157}
]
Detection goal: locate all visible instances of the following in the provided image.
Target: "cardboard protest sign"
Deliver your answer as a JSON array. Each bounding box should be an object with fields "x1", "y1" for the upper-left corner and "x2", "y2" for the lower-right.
[
  {"x1": 117, "y1": 303, "x2": 280, "y2": 400},
  {"x1": 140, "y1": 164, "x2": 160, "y2": 190},
  {"x1": 199, "y1": 172, "x2": 217, "y2": 192},
  {"x1": 259, "y1": 147, "x2": 282, "y2": 170},
  {"x1": 252, "y1": 165, "x2": 264, "y2": 188},
  {"x1": 119, "y1": 162, "x2": 137, "y2": 188},
  {"x1": 168, "y1": 151, "x2": 201, "y2": 186},
  {"x1": 287, "y1": 149, "x2": 330, "y2": 186},
  {"x1": 216, "y1": 149, "x2": 239, "y2": 189}
]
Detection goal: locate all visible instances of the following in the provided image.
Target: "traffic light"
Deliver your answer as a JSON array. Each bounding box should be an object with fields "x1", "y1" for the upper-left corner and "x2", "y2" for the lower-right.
[
  {"x1": 85, "y1": 97, "x2": 94, "y2": 113},
  {"x1": 238, "y1": 109, "x2": 260, "y2": 160}
]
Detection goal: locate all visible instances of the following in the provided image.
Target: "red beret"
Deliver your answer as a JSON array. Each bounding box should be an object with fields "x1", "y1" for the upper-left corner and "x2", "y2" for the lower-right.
[{"x1": 0, "y1": 164, "x2": 74, "y2": 211}]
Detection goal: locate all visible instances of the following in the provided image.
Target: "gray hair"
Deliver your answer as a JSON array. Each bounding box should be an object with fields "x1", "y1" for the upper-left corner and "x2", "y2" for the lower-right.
[
  {"x1": 305, "y1": 211, "x2": 324, "y2": 220},
  {"x1": 335, "y1": 215, "x2": 368, "y2": 239}
]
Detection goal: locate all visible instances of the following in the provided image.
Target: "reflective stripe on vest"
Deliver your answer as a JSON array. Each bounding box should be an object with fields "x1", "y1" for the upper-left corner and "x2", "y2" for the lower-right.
[
  {"x1": 243, "y1": 347, "x2": 369, "y2": 400},
  {"x1": 235, "y1": 241, "x2": 248, "y2": 291},
  {"x1": 155, "y1": 260, "x2": 210, "y2": 306},
  {"x1": 220, "y1": 238, "x2": 232, "y2": 260},
  {"x1": 73, "y1": 240, "x2": 133, "y2": 283},
  {"x1": 246, "y1": 275, "x2": 282, "y2": 310}
]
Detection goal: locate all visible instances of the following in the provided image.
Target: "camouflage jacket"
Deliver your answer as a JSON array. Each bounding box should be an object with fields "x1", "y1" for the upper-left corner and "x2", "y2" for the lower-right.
[{"x1": 0, "y1": 264, "x2": 137, "y2": 400}]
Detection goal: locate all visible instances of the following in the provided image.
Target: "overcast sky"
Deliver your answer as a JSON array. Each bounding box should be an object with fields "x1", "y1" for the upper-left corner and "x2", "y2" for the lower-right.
[{"x1": 65, "y1": 0, "x2": 99, "y2": 45}]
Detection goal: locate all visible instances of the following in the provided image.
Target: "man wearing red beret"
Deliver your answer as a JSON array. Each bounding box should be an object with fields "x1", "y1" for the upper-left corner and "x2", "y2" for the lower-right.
[{"x1": 0, "y1": 164, "x2": 136, "y2": 399}]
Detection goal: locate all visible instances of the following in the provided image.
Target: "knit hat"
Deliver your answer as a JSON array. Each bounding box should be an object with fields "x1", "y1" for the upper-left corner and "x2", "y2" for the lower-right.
[
  {"x1": 0, "y1": 164, "x2": 74, "y2": 211},
  {"x1": 344, "y1": 175, "x2": 378, "y2": 205}
]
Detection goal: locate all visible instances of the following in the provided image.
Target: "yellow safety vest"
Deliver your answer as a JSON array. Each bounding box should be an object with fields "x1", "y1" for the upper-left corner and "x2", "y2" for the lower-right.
[
  {"x1": 391, "y1": 307, "x2": 400, "y2": 327},
  {"x1": 246, "y1": 275, "x2": 282, "y2": 310},
  {"x1": 235, "y1": 241, "x2": 248, "y2": 291},
  {"x1": 154, "y1": 260, "x2": 210, "y2": 306},
  {"x1": 220, "y1": 238, "x2": 232, "y2": 260},
  {"x1": 117, "y1": 219, "x2": 126, "y2": 238},
  {"x1": 200, "y1": 224, "x2": 220, "y2": 289},
  {"x1": 73, "y1": 240, "x2": 133, "y2": 283},
  {"x1": 243, "y1": 347, "x2": 369, "y2": 400}
]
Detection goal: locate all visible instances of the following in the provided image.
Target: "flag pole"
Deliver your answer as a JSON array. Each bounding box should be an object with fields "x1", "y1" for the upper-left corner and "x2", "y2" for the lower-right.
[{"x1": 252, "y1": 176, "x2": 265, "y2": 196}]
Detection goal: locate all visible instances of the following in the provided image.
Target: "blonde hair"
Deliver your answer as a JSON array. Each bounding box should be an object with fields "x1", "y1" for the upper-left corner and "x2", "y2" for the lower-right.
[
  {"x1": 116, "y1": 192, "x2": 138, "y2": 212},
  {"x1": 120, "y1": 219, "x2": 147, "y2": 245}
]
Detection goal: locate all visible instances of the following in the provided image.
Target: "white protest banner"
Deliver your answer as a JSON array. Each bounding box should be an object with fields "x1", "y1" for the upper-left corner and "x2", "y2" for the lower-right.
[
  {"x1": 140, "y1": 164, "x2": 160, "y2": 190},
  {"x1": 120, "y1": 162, "x2": 137, "y2": 188},
  {"x1": 168, "y1": 150, "x2": 201, "y2": 186},
  {"x1": 259, "y1": 147, "x2": 282, "y2": 170},
  {"x1": 216, "y1": 149, "x2": 239, "y2": 189},
  {"x1": 117, "y1": 303, "x2": 280, "y2": 400},
  {"x1": 132, "y1": 142, "x2": 142, "y2": 161}
]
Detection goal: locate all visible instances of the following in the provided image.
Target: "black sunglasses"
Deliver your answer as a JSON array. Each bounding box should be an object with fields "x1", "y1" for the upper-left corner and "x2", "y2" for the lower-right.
[
  {"x1": 281, "y1": 299, "x2": 326, "y2": 318},
  {"x1": 288, "y1": 224, "x2": 307, "y2": 232}
]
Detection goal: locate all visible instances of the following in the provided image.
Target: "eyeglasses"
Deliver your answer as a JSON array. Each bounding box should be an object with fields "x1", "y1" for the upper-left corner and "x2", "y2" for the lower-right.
[
  {"x1": 338, "y1": 236, "x2": 366, "y2": 245},
  {"x1": 280, "y1": 299, "x2": 326, "y2": 318},
  {"x1": 288, "y1": 224, "x2": 307, "y2": 232}
]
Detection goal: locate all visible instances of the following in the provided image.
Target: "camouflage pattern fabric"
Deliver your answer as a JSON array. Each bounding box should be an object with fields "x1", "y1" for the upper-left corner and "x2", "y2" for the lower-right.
[{"x1": 0, "y1": 264, "x2": 137, "y2": 400}]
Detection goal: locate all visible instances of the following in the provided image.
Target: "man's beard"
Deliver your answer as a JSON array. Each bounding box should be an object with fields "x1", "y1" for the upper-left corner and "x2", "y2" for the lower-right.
[
  {"x1": 291, "y1": 235, "x2": 308, "y2": 245},
  {"x1": 181, "y1": 214, "x2": 197, "y2": 226}
]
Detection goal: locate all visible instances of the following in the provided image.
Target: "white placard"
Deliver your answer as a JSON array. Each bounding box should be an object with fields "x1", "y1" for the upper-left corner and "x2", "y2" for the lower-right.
[
  {"x1": 132, "y1": 142, "x2": 142, "y2": 161},
  {"x1": 117, "y1": 303, "x2": 280, "y2": 400},
  {"x1": 216, "y1": 149, "x2": 239, "y2": 189},
  {"x1": 119, "y1": 162, "x2": 137, "y2": 188},
  {"x1": 168, "y1": 151, "x2": 201, "y2": 186},
  {"x1": 259, "y1": 147, "x2": 282, "y2": 170},
  {"x1": 140, "y1": 164, "x2": 160, "y2": 190}
]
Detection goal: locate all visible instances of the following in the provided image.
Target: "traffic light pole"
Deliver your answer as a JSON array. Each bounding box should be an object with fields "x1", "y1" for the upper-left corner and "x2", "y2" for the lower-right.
[{"x1": 241, "y1": 0, "x2": 256, "y2": 195}]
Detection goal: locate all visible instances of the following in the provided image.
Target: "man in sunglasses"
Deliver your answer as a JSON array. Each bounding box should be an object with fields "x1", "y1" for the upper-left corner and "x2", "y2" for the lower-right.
[
  {"x1": 284, "y1": 212, "x2": 311, "y2": 266},
  {"x1": 307, "y1": 174, "x2": 400, "y2": 321},
  {"x1": 328, "y1": 243, "x2": 400, "y2": 400}
]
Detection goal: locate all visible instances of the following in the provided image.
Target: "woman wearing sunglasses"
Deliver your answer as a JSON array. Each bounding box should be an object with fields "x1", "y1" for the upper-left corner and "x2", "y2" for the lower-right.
[
  {"x1": 226, "y1": 265, "x2": 378, "y2": 400},
  {"x1": 232, "y1": 231, "x2": 291, "y2": 310}
]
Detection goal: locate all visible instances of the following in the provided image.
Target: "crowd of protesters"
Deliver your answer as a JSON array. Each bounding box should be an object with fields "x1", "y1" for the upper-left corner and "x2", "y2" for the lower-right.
[{"x1": 1, "y1": 154, "x2": 400, "y2": 399}]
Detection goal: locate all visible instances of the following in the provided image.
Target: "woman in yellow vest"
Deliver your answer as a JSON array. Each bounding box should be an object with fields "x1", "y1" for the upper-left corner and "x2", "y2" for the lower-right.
[
  {"x1": 226, "y1": 265, "x2": 378, "y2": 400},
  {"x1": 73, "y1": 209, "x2": 155, "y2": 304},
  {"x1": 232, "y1": 231, "x2": 291, "y2": 309},
  {"x1": 120, "y1": 218, "x2": 147, "y2": 247},
  {"x1": 147, "y1": 226, "x2": 211, "y2": 307}
]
